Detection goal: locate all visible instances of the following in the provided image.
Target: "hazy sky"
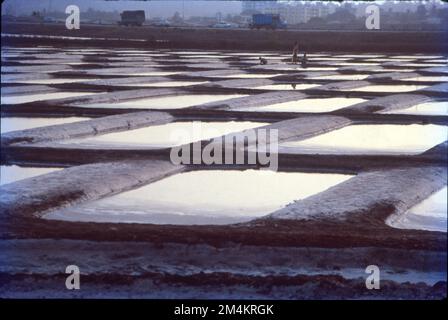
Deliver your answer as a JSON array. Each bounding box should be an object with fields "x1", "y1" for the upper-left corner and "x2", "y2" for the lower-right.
[
  {"x1": 2, "y1": 0, "x2": 243, "y2": 18},
  {"x1": 2, "y1": 0, "x2": 445, "y2": 18}
]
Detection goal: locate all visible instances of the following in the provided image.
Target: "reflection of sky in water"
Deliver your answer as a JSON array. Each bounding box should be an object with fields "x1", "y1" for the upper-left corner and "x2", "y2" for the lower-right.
[
  {"x1": 334, "y1": 54, "x2": 385, "y2": 58},
  {"x1": 128, "y1": 72, "x2": 181, "y2": 76},
  {"x1": 348, "y1": 85, "x2": 428, "y2": 92},
  {"x1": 308, "y1": 74, "x2": 368, "y2": 81},
  {"x1": 253, "y1": 84, "x2": 319, "y2": 90},
  {"x1": 281, "y1": 124, "x2": 448, "y2": 155},
  {"x1": 80, "y1": 94, "x2": 246, "y2": 109},
  {"x1": 11, "y1": 78, "x2": 97, "y2": 84},
  {"x1": 401, "y1": 76, "x2": 448, "y2": 82},
  {"x1": 387, "y1": 186, "x2": 447, "y2": 232},
  {"x1": 391, "y1": 55, "x2": 445, "y2": 59},
  {"x1": 1, "y1": 92, "x2": 97, "y2": 104},
  {"x1": 382, "y1": 101, "x2": 448, "y2": 116},
  {"x1": 43, "y1": 170, "x2": 353, "y2": 225},
  {"x1": 221, "y1": 73, "x2": 283, "y2": 78},
  {"x1": 1, "y1": 117, "x2": 89, "y2": 134},
  {"x1": 240, "y1": 98, "x2": 367, "y2": 113},
  {"x1": 62, "y1": 121, "x2": 268, "y2": 148},
  {"x1": 0, "y1": 165, "x2": 62, "y2": 186},
  {"x1": 119, "y1": 81, "x2": 208, "y2": 87}
]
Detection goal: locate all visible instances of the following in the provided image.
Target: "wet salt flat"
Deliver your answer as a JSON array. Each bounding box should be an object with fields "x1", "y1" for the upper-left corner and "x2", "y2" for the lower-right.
[
  {"x1": 387, "y1": 187, "x2": 447, "y2": 232},
  {"x1": 0, "y1": 117, "x2": 90, "y2": 133},
  {"x1": 128, "y1": 72, "x2": 182, "y2": 76},
  {"x1": 401, "y1": 76, "x2": 448, "y2": 82},
  {"x1": 79, "y1": 94, "x2": 246, "y2": 109},
  {"x1": 1, "y1": 91, "x2": 97, "y2": 104},
  {"x1": 252, "y1": 84, "x2": 320, "y2": 90},
  {"x1": 329, "y1": 62, "x2": 379, "y2": 66},
  {"x1": 335, "y1": 54, "x2": 385, "y2": 58},
  {"x1": 281, "y1": 124, "x2": 448, "y2": 155},
  {"x1": 392, "y1": 55, "x2": 445, "y2": 59},
  {"x1": 120, "y1": 81, "x2": 208, "y2": 87},
  {"x1": 221, "y1": 73, "x2": 283, "y2": 79},
  {"x1": 307, "y1": 74, "x2": 369, "y2": 81},
  {"x1": 0, "y1": 165, "x2": 62, "y2": 186},
  {"x1": 61, "y1": 121, "x2": 268, "y2": 148},
  {"x1": 398, "y1": 63, "x2": 448, "y2": 67},
  {"x1": 381, "y1": 101, "x2": 448, "y2": 116},
  {"x1": 240, "y1": 98, "x2": 367, "y2": 113},
  {"x1": 12, "y1": 78, "x2": 98, "y2": 84},
  {"x1": 348, "y1": 84, "x2": 429, "y2": 92},
  {"x1": 375, "y1": 68, "x2": 417, "y2": 72},
  {"x1": 171, "y1": 51, "x2": 220, "y2": 55},
  {"x1": 43, "y1": 170, "x2": 353, "y2": 225}
]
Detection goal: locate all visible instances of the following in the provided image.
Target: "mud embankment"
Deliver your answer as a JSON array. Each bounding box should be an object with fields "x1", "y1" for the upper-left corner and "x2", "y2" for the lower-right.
[{"x1": 2, "y1": 22, "x2": 448, "y2": 53}]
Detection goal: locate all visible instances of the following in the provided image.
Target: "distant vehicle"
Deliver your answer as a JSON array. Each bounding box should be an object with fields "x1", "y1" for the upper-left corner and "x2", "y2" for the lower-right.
[
  {"x1": 43, "y1": 16, "x2": 57, "y2": 23},
  {"x1": 250, "y1": 14, "x2": 287, "y2": 30},
  {"x1": 212, "y1": 22, "x2": 232, "y2": 29},
  {"x1": 151, "y1": 19, "x2": 171, "y2": 27},
  {"x1": 119, "y1": 10, "x2": 145, "y2": 27}
]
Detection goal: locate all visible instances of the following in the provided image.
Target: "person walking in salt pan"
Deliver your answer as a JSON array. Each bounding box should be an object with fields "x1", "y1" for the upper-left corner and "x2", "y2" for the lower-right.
[{"x1": 291, "y1": 41, "x2": 299, "y2": 64}]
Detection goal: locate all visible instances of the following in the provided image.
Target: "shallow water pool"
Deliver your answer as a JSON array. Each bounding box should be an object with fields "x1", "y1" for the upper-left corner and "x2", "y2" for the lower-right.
[
  {"x1": 240, "y1": 97, "x2": 367, "y2": 113},
  {"x1": 61, "y1": 121, "x2": 268, "y2": 148},
  {"x1": 0, "y1": 165, "x2": 62, "y2": 186},
  {"x1": 1, "y1": 117, "x2": 90, "y2": 133},
  {"x1": 386, "y1": 187, "x2": 447, "y2": 232},
  {"x1": 281, "y1": 124, "x2": 448, "y2": 155},
  {"x1": 43, "y1": 170, "x2": 353, "y2": 225},
  {"x1": 79, "y1": 94, "x2": 247, "y2": 109}
]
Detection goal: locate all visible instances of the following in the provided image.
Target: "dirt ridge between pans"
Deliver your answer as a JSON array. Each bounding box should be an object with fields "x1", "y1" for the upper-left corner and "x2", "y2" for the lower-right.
[
  {"x1": 2, "y1": 23, "x2": 448, "y2": 53},
  {"x1": 0, "y1": 272, "x2": 445, "y2": 299}
]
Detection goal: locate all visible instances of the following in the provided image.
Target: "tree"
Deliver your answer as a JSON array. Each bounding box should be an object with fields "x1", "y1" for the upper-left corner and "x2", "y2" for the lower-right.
[{"x1": 171, "y1": 11, "x2": 183, "y2": 24}]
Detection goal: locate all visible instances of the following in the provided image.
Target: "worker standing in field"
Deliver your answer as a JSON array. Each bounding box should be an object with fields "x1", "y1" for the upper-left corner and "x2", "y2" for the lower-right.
[{"x1": 291, "y1": 41, "x2": 299, "y2": 64}]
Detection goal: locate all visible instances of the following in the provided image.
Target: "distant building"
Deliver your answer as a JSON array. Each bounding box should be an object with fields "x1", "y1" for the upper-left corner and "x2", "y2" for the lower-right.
[
  {"x1": 242, "y1": 0, "x2": 279, "y2": 14},
  {"x1": 242, "y1": 1, "x2": 333, "y2": 25}
]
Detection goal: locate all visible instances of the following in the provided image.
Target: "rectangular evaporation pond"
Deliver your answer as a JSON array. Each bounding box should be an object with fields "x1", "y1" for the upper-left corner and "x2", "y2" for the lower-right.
[
  {"x1": 1, "y1": 117, "x2": 90, "y2": 134},
  {"x1": 386, "y1": 186, "x2": 447, "y2": 233},
  {"x1": 43, "y1": 169, "x2": 353, "y2": 225},
  {"x1": 221, "y1": 73, "x2": 283, "y2": 79},
  {"x1": 119, "y1": 81, "x2": 208, "y2": 87},
  {"x1": 1, "y1": 92, "x2": 97, "y2": 105},
  {"x1": 243, "y1": 56, "x2": 286, "y2": 60},
  {"x1": 330, "y1": 62, "x2": 379, "y2": 66},
  {"x1": 16, "y1": 78, "x2": 98, "y2": 84},
  {"x1": 78, "y1": 94, "x2": 247, "y2": 109},
  {"x1": 311, "y1": 57, "x2": 351, "y2": 61},
  {"x1": 181, "y1": 55, "x2": 230, "y2": 58},
  {"x1": 61, "y1": 121, "x2": 269, "y2": 148},
  {"x1": 424, "y1": 59, "x2": 448, "y2": 63},
  {"x1": 128, "y1": 72, "x2": 182, "y2": 76},
  {"x1": 171, "y1": 51, "x2": 220, "y2": 55},
  {"x1": 402, "y1": 76, "x2": 448, "y2": 82},
  {"x1": 308, "y1": 74, "x2": 368, "y2": 81},
  {"x1": 335, "y1": 55, "x2": 385, "y2": 58},
  {"x1": 252, "y1": 84, "x2": 319, "y2": 91},
  {"x1": 241, "y1": 98, "x2": 367, "y2": 113},
  {"x1": 392, "y1": 55, "x2": 445, "y2": 59},
  {"x1": 348, "y1": 85, "x2": 429, "y2": 93},
  {"x1": 381, "y1": 101, "x2": 448, "y2": 116},
  {"x1": 281, "y1": 67, "x2": 339, "y2": 72},
  {"x1": 0, "y1": 165, "x2": 62, "y2": 186},
  {"x1": 375, "y1": 68, "x2": 416, "y2": 73},
  {"x1": 399, "y1": 63, "x2": 448, "y2": 67},
  {"x1": 280, "y1": 124, "x2": 448, "y2": 155}
]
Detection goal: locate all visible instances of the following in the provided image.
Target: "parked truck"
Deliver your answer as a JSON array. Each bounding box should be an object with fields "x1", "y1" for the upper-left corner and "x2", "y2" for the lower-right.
[
  {"x1": 119, "y1": 10, "x2": 145, "y2": 26},
  {"x1": 250, "y1": 14, "x2": 287, "y2": 30}
]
